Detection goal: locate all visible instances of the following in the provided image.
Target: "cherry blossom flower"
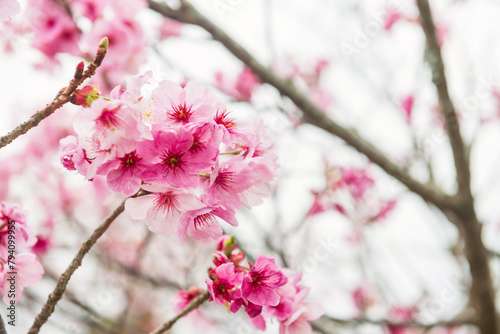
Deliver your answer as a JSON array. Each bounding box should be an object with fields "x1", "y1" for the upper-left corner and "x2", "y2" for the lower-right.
[
  {"x1": 278, "y1": 298, "x2": 323, "y2": 334},
  {"x1": 214, "y1": 108, "x2": 238, "y2": 143},
  {"x1": 177, "y1": 206, "x2": 237, "y2": 245},
  {"x1": 201, "y1": 158, "x2": 254, "y2": 211},
  {"x1": 206, "y1": 262, "x2": 243, "y2": 306},
  {"x1": 242, "y1": 255, "x2": 288, "y2": 306},
  {"x1": 136, "y1": 127, "x2": 217, "y2": 187},
  {"x1": 125, "y1": 184, "x2": 199, "y2": 235},
  {"x1": 96, "y1": 150, "x2": 148, "y2": 196},
  {"x1": 150, "y1": 81, "x2": 217, "y2": 126}
]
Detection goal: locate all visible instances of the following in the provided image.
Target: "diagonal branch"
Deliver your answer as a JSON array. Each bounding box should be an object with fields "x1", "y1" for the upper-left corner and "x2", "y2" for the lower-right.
[
  {"x1": 28, "y1": 197, "x2": 127, "y2": 334},
  {"x1": 147, "y1": 0, "x2": 455, "y2": 212},
  {"x1": 0, "y1": 37, "x2": 108, "y2": 150},
  {"x1": 149, "y1": 291, "x2": 210, "y2": 334}
]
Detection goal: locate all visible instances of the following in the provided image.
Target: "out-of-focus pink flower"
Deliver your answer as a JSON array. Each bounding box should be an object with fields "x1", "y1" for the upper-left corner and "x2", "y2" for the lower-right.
[
  {"x1": 242, "y1": 255, "x2": 288, "y2": 306},
  {"x1": 274, "y1": 272, "x2": 324, "y2": 334},
  {"x1": 70, "y1": 0, "x2": 107, "y2": 21},
  {"x1": 369, "y1": 200, "x2": 397, "y2": 222},
  {"x1": 307, "y1": 191, "x2": 329, "y2": 217},
  {"x1": 387, "y1": 306, "x2": 418, "y2": 334},
  {"x1": 28, "y1": 0, "x2": 80, "y2": 58},
  {"x1": 401, "y1": 94, "x2": 414, "y2": 125},
  {"x1": 85, "y1": 18, "x2": 146, "y2": 90},
  {"x1": 436, "y1": 24, "x2": 449, "y2": 45},
  {"x1": 0, "y1": 0, "x2": 20, "y2": 21},
  {"x1": 336, "y1": 168, "x2": 375, "y2": 200},
  {"x1": 215, "y1": 66, "x2": 260, "y2": 102},
  {"x1": 351, "y1": 284, "x2": 374, "y2": 311},
  {"x1": 0, "y1": 203, "x2": 44, "y2": 304},
  {"x1": 384, "y1": 8, "x2": 402, "y2": 31},
  {"x1": 160, "y1": 17, "x2": 183, "y2": 39},
  {"x1": 234, "y1": 67, "x2": 260, "y2": 101},
  {"x1": 171, "y1": 287, "x2": 204, "y2": 313},
  {"x1": 2, "y1": 253, "x2": 44, "y2": 303},
  {"x1": 0, "y1": 203, "x2": 37, "y2": 254}
]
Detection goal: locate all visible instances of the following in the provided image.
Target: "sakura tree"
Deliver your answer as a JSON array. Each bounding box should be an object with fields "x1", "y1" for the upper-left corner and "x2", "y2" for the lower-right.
[{"x1": 0, "y1": 0, "x2": 499, "y2": 334}]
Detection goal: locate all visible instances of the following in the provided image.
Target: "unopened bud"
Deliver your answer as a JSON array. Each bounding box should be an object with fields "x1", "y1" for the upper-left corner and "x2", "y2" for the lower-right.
[
  {"x1": 75, "y1": 61, "x2": 85, "y2": 79},
  {"x1": 98, "y1": 37, "x2": 109, "y2": 51},
  {"x1": 72, "y1": 85, "x2": 101, "y2": 108}
]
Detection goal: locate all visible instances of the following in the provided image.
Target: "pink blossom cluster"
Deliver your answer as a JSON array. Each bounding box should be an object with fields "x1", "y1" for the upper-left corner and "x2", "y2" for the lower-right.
[
  {"x1": 173, "y1": 235, "x2": 323, "y2": 333},
  {"x1": 273, "y1": 57, "x2": 334, "y2": 110},
  {"x1": 0, "y1": 202, "x2": 44, "y2": 304},
  {"x1": 308, "y1": 164, "x2": 396, "y2": 226},
  {"x1": 23, "y1": 0, "x2": 147, "y2": 86},
  {"x1": 215, "y1": 66, "x2": 260, "y2": 102},
  {"x1": 60, "y1": 72, "x2": 278, "y2": 244}
]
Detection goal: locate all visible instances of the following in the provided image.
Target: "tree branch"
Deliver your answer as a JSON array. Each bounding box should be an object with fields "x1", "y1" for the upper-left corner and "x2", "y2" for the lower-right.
[
  {"x1": 416, "y1": 2, "x2": 498, "y2": 334},
  {"x1": 416, "y1": 0, "x2": 470, "y2": 196},
  {"x1": 313, "y1": 315, "x2": 474, "y2": 331},
  {"x1": 0, "y1": 315, "x2": 7, "y2": 334},
  {"x1": 149, "y1": 291, "x2": 210, "y2": 334},
  {"x1": 27, "y1": 197, "x2": 127, "y2": 334},
  {"x1": 147, "y1": 0, "x2": 455, "y2": 212},
  {"x1": 0, "y1": 37, "x2": 108, "y2": 150}
]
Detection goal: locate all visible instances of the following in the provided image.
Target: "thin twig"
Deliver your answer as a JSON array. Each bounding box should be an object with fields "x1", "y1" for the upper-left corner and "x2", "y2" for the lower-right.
[
  {"x1": 313, "y1": 315, "x2": 474, "y2": 331},
  {"x1": 27, "y1": 197, "x2": 126, "y2": 334},
  {"x1": 149, "y1": 291, "x2": 210, "y2": 334},
  {"x1": 0, "y1": 37, "x2": 108, "y2": 150},
  {"x1": 147, "y1": 0, "x2": 455, "y2": 213}
]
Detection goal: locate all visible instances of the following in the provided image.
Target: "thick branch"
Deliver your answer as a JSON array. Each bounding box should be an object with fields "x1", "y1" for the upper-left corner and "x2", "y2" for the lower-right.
[
  {"x1": 0, "y1": 37, "x2": 108, "y2": 150},
  {"x1": 27, "y1": 198, "x2": 126, "y2": 334},
  {"x1": 149, "y1": 291, "x2": 210, "y2": 334},
  {"x1": 147, "y1": 0, "x2": 454, "y2": 212},
  {"x1": 416, "y1": 2, "x2": 498, "y2": 334}
]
